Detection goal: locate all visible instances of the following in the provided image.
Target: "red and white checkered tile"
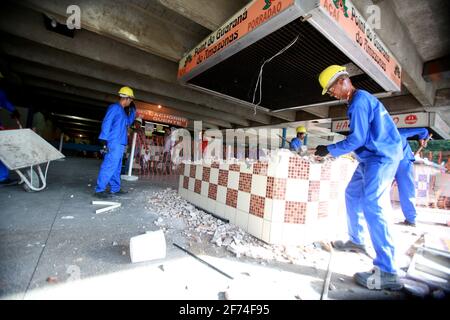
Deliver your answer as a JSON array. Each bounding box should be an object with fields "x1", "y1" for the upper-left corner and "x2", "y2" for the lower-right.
[{"x1": 178, "y1": 156, "x2": 357, "y2": 245}]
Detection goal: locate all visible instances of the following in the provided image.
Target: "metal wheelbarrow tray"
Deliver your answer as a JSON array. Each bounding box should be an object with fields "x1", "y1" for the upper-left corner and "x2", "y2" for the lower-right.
[{"x1": 0, "y1": 129, "x2": 65, "y2": 192}]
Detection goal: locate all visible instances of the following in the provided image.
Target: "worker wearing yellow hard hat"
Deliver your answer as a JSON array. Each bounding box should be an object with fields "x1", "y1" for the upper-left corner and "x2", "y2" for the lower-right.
[
  {"x1": 290, "y1": 125, "x2": 307, "y2": 152},
  {"x1": 318, "y1": 65, "x2": 349, "y2": 96},
  {"x1": 118, "y1": 86, "x2": 135, "y2": 98},
  {"x1": 314, "y1": 65, "x2": 404, "y2": 291},
  {"x1": 94, "y1": 86, "x2": 136, "y2": 198}
]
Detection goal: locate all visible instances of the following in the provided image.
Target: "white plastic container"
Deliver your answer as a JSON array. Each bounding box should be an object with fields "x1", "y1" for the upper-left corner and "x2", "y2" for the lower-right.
[{"x1": 129, "y1": 230, "x2": 166, "y2": 263}]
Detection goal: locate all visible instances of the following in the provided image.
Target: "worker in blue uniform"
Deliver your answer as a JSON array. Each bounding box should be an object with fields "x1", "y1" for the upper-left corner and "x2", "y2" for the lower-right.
[
  {"x1": 315, "y1": 65, "x2": 403, "y2": 290},
  {"x1": 290, "y1": 126, "x2": 308, "y2": 152},
  {"x1": 395, "y1": 128, "x2": 429, "y2": 227},
  {"x1": 0, "y1": 72, "x2": 21, "y2": 186},
  {"x1": 94, "y1": 86, "x2": 136, "y2": 198}
]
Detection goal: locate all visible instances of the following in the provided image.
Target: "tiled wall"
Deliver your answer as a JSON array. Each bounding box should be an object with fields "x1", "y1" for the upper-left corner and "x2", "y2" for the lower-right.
[{"x1": 178, "y1": 153, "x2": 358, "y2": 245}]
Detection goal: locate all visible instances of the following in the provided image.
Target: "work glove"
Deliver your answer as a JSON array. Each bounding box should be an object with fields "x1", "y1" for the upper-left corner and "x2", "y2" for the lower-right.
[
  {"x1": 10, "y1": 110, "x2": 20, "y2": 120},
  {"x1": 99, "y1": 140, "x2": 109, "y2": 155},
  {"x1": 314, "y1": 145, "x2": 329, "y2": 157}
]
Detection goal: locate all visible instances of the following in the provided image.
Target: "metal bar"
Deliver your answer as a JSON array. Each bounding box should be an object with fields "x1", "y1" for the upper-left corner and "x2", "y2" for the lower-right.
[
  {"x1": 128, "y1": 132, "x2": 137, "y2": 177},
  {"x1": 173, "y1": 243, "x2": 234, "y2": 280},
  {"x1": 59, "y1": 133, "x2": 64, "y2": 152},
  {"x1": 320, "y1": 246, "x2": 334, "y2": 300},
  {"x1": 36, "y1": 164, "x2": 46, "y2": 190}
]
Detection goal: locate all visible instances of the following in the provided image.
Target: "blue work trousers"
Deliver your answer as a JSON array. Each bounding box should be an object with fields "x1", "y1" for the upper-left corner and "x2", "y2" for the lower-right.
[{"x1": 345, "y1": 160, "x2": 400, "y2": 274}]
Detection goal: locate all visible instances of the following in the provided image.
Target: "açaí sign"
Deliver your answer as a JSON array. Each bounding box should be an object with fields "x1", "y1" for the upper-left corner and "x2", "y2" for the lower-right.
[{"x1": 320, "y1": 0, "x2": 402, "y2": 90}]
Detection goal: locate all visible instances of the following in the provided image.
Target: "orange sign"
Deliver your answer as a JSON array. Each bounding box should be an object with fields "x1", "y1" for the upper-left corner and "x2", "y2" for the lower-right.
[
  {"x1": 320, "y1": 0, "x2": 402, "y2": 89},
  {"x1": 333, "y1": 112, "x2": 429, "y2": 132},
  {"x1": 136, "y1": 109, "x2": 188, "y2": 128},
  {"x1": 178, "y1": 0, "x2": 295, "y2": 79}
]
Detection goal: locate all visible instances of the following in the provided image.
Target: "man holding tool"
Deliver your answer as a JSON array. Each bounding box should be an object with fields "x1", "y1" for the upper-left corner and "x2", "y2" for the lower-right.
[
  {"x1": 314, "y1": 65, "x2": 403, "y2": 290},
  {"x1": 395, "y1": 128, "x2": 431, "y2": 227},
  {"x1": 94, "y1": 86, "x2": 136, "y2": 198}
]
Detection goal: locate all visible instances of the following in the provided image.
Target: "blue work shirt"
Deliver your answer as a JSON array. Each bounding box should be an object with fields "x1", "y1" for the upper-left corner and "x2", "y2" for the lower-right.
[
  {"x1": 0, "y1": 89, "x2": 15, "y2": 127},
  {"x1": 290, "y1": 138, "x2": 302, "y2": 151},
  {"x1": 398, "y1": 128, "x2": 429, "y2": 162},
  {"x1": 327, "y1": 90, "x2": 402, "y2": 163},
  {"x1": 290, "y1": 135, "x2": 307, "y2": 151},
  {"x1": 99, "y1": 102, "x2": 136, "y2": 146}
]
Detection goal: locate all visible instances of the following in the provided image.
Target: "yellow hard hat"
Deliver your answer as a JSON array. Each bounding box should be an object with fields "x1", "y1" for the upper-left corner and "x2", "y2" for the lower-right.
[
  {"x1": 318, "y1": 65, "x2": 349, "y2": 95},
  {"x1": 118, "y1": 86, "x2": 135, "y2": 98},
  {"x1": 296, "y1": 126, "x2": 307, "y2": 133}
]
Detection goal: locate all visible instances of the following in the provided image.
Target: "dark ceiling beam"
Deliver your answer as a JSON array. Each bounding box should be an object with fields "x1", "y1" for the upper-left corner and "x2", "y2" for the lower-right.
[{"x1": 0, "y1": 3, "x2": 293, "y2": 124}]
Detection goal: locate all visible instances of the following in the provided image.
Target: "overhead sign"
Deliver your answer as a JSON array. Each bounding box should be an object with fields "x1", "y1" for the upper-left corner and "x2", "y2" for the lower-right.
[
  {"x1": 178, "y1": 0, "x2": 295, "y2": 80},
  {"x1": 136, "y1": 109, "x2": 188, "y2": 128},
  {"x1": 134, "y1": 101, "x2": 188, "y2": 128},
  {"x1": 311, "y1": 0, "x2": 402, "y2": 92},
  {"x1": 332, "y1": 112, "x2": 430, "y2": 132}
]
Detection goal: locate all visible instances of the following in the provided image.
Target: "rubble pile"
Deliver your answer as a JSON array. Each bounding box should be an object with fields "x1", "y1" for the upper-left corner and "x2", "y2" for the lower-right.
[{"x1": 147, "y1": 188, "x2": 325, "y2": 264}]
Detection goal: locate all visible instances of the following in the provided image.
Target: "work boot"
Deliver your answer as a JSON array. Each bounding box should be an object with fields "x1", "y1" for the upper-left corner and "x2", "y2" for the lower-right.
[
  {"x1": 332, "y1": 240, "x2": 367, "y2": 254},
  {"x1": 110, "y1": 189, "x2": 128, "y2": 196},
  {"x1": 354, "y1": 267, "x2": 403, "y2": 291},
  {"x1": 94, "y1": 191, "x2": 112, "y2": 199},
  {"x1": 0, "y1": 178, "x2": 18, "y2": 187},
  {"x1": 397, "y1": 220, "x2": 416, "y2": 227}
]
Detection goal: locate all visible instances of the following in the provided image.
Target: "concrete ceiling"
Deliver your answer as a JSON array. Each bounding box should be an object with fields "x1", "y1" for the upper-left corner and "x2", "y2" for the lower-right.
[
  {"x1": 390, "y1": 0, "x2": 450, "y2": 62},
  {"x1": 0, "y1": 0, "x2": 448, "y2": 138}
]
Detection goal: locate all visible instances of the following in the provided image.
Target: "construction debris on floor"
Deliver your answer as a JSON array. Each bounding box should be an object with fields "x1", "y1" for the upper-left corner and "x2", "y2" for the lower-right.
[{"x1": 148, "y1": 188, "x2": 330, "y2": 264}]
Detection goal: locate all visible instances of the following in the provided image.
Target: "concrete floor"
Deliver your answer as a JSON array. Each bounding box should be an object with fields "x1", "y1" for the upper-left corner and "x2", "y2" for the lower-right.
[{"x1": 0, "y1": 157, "x2": 448, "y2": 300}]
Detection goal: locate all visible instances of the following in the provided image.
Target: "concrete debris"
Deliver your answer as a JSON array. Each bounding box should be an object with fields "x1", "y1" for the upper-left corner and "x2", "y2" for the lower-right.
[
  {"x1": 61, "y1": 216, "x2": 74, "y2": 220},
  {"x1": 130, "y1": 230, "x2": 166, "y2": 263},
  {"x1": 146, "y1": 188, "x2": 327, "y2": 265},
  {"x1": 46, "y1": 276, "x2": 58, "y2": 284},
  {"x1": 112, "y1": 241, "x2": 118, "y2": 246},
  {"x1": 92, "y1": 200, "x2": 121, "y2": 214},
  {"x1": 70, "y1": 195, "x2": 74, "y2": 198},
  {"x1": 154, "y1": 217, "x2": 164, "y2": 226}
]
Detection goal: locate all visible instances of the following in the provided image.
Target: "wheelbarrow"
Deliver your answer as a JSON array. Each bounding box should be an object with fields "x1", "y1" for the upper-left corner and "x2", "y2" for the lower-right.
[{"x1": 0, "y1": 128, "x2": 65, "y2": 192}]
